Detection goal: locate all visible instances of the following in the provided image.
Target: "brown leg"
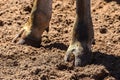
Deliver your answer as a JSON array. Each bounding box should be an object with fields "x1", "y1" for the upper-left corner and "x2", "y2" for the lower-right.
[
  {"x1": 12, "y1": 0, "x2": 52, "y2": 47},
  {"x1": 65, "y1": 0, "x2": 94, "y2": 66}
]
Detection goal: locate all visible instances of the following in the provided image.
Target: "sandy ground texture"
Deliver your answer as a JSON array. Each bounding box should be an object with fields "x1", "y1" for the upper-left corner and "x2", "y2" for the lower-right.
[{"x1": 0, "y1": 0, "x2": 120, "y2": 80}]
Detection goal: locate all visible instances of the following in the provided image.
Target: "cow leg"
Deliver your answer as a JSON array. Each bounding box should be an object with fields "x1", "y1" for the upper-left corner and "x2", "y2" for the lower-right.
[
  {"x1": 65, "y1": 0, "x2": 94, "y2": 66},
  {"x1": 12, "y1": 0, "x2": 52, "y2": 47}
]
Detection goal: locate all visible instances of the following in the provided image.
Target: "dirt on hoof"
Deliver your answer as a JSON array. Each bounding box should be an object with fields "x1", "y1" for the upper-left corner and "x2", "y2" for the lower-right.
[{"x1": 0, "y1": 0, "x2": 120, "y2": 80}]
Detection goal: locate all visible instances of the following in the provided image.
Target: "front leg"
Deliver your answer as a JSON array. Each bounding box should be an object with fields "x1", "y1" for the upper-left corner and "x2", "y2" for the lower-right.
[
  {"x1": 12, "y1": 0, "x2": 52, "y2": 47},
  {"x1": 65, "y1": 0, "x2": 94, "y2": 66}
]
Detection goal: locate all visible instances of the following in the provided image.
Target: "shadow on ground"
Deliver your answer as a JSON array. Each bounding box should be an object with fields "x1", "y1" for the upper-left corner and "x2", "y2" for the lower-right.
[
  {"x1": 92, "y1": 51, "x2": 120, "y2": 79},
  {"x1": 43, "y1": 42, "x2": 68, "y2": 50},
  {"x1": 42, "y1": 42, "x2": 120, "y2": 79},
  {"x1": 104, "y1": 0, "x2": 120, "y2": 4},
  {"x1": 45, "y1": 42, "x2": 120, "y2": 79},
  {"x1": 44, "y1": 42, "x2": 120, "y2": 79}
]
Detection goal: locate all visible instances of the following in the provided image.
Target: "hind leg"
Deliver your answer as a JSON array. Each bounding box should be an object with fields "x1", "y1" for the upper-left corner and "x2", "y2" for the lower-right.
[
  {"x1": 12, "y1": 0, "x2": 52, "y2": 47},
  {"x1": 65, "y1": 0, "x2": 94, "y2": 66}
]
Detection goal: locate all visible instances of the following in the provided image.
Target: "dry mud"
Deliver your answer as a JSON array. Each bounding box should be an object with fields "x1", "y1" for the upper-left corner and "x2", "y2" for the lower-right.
[{"x1": 0, "y1": 0, "x2": 120, "y2": 80}]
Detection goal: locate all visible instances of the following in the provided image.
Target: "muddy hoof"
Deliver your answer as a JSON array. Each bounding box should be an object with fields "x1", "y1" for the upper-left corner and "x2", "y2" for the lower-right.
[
  {"x1": 17, "y1": 36, "x2": 41, "y2": 48},
  {"x1": 65, "y1": 42, "x2": 93, "y2": 67}
]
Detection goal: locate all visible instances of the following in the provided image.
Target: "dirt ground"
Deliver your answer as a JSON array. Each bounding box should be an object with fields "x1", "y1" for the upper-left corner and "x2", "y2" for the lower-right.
[{"x1": 0, "y1": 0, "x2": 120, "y2": 80}]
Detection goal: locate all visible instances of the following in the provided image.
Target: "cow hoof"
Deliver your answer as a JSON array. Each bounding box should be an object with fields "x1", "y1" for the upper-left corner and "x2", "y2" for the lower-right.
[
  {"x1": 12, "y1": 29, "x2": 41, "y2": 48},
  {"x1": 16, "y1": 36, "x2": 41, "y2": 48},
  {"x1": 64, "y1": 42, "x2": 92, "y2": 67}
]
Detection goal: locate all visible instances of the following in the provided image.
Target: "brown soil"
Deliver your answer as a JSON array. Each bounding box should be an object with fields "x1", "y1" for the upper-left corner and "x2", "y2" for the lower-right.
[{"x1": 0, "y1": 0, "x2": 120, "y2": 80}]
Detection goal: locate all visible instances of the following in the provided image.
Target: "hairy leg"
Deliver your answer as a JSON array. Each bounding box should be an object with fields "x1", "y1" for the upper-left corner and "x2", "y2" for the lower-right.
[
  {"x1": 12, "y1": 0, "x2": 94, "y2": 66},
  {"x1": 65, "y1": 0, "x2": 94, "y2": 66},
  {"x1": 13, "y1": 0, "x2": 52, "y2": 47}
]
